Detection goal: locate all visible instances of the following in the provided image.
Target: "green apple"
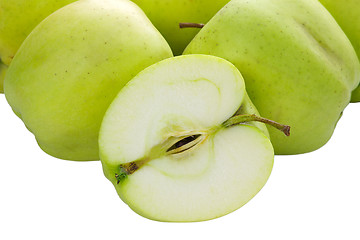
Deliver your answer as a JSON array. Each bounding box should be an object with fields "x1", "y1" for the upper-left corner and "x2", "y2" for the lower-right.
[
  {"x1": 4, "y1": 0, "x2": 173, "y2": 161},
  {"x1": 0, "y1": 0, "x2": 78, "y2": 91},
  {"x1": 131, "y1": 0, "x2": 230, "y2": 55},
  {"x1": 318, "y1": 0, "x2": 360, "y2": 102},
  {"x1": 184, "y1": 0, "x2": 360, "y2": 155},
  {"x1": 0, "y1": 62, "x2": 6, "y2": 92},
  {"x1": 99, "y1": 55, "x2": 290, "y2": 222}
]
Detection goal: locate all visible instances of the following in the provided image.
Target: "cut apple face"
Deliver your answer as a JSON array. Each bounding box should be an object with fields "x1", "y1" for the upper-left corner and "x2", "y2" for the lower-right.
[{"x1": 99, "y1": 55, "x2": 289, "y2": 222}]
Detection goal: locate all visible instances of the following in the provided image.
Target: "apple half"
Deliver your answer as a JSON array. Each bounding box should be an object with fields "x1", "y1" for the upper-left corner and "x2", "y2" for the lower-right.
[{"x1": 99, "y1": 55, "x2": 289, "y2": 222}]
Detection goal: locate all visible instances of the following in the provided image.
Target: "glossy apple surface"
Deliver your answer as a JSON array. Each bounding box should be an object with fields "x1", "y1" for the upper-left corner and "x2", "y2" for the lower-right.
[
  {"x1": 131, "y1": 0, "x2": 230, "y2": 55},
  {"x1": 0, "y1": 0, "x2": 78, "y2": 92},
  {"x1": 319, "y1": 0, "x2": 360, "y2": 102},
  {"x1": 4, "y1": 0, "x2": 173, "y2": 160},
  {"x1": 184, "y1": 0, "x2": 360, "y2": 154}
]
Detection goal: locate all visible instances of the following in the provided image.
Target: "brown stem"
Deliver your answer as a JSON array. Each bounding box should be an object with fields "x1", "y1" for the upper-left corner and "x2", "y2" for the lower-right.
[
  {"x1": 222, "y1": 114, "x2": 290, "y2": 136},
  {"x1": 179, "y1": 22, "x2": 205, "y2": 29}
]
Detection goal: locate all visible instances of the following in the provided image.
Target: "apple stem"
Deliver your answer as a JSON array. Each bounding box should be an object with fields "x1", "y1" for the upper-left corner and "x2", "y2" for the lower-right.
[
  {"x1": 179, "y1": 23, "x2": 205, "y2": 29},
  {"x1": 222, "y1": 114, "x2": 290, "y2": 136}
]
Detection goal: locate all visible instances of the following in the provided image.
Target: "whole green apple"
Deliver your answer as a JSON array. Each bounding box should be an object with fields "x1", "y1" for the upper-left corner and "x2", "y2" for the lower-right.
[
  {"x1": 319, "y1": 0, "x2": 360, "y2": 102},
  {"x1": 131, "y1": 0, "x2": 230, "y2": 55},
  {"x1": 0, "y1": 0, "x2": 78, "y2": 92},
  {"x1": 4, "y1": 0, "x2": 173, "y2": 160},
  {"x1": 100, "y1": 55, "x2": 289, "y2": 222},
  {"x1": 184, "y1": 0, "x2": 360, "y2": 155}
]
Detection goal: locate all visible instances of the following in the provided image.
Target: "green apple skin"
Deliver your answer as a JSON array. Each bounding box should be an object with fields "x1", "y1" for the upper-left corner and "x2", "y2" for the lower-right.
[
  {"x1": 318, "y1": 0, "x2": 360, "y2": 102},
  {"x1": 184, "y1": 0, "x2": 360, "y2": 155},
  {"x1": 4, "y1": 0, "x2": 173, "y2": 161},
  {"x1": 131, "y1": 0, "x2": 230, "y2": 55},
  {"x1": 0, "y1": 62, "x2": 6, "y2": 93},
  {"x1": 100, "y1": 55, "x2": 273, "y2": 222},
  {"x1": 0, "y1": 0, "x2": 78, "y2": 90}
]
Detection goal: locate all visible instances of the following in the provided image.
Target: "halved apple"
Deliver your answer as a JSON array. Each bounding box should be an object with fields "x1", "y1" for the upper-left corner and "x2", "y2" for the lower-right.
[{"x1": 99, "y1": 55, "x2": 289, "y2": 222}]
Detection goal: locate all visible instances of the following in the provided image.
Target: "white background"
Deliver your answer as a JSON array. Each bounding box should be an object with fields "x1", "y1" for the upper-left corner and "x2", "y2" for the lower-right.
[{"x1": 0, "y1": 93, "x2": 359, "y2": 240}]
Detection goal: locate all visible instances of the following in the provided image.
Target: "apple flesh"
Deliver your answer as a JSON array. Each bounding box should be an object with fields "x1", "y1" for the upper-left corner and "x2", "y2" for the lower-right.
[
  {"x1": 4, "y1": 0, "x2": 173, "y2": 160},
  {"x1": 184, "y1": 0, "x2": 360, "y2": 155},
  {"x1": 319, "y1": 0, "x2": 360, "y2": 102},
  {"x1": 100, "y1": 55, "x2": 289, "y2": 222}
]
